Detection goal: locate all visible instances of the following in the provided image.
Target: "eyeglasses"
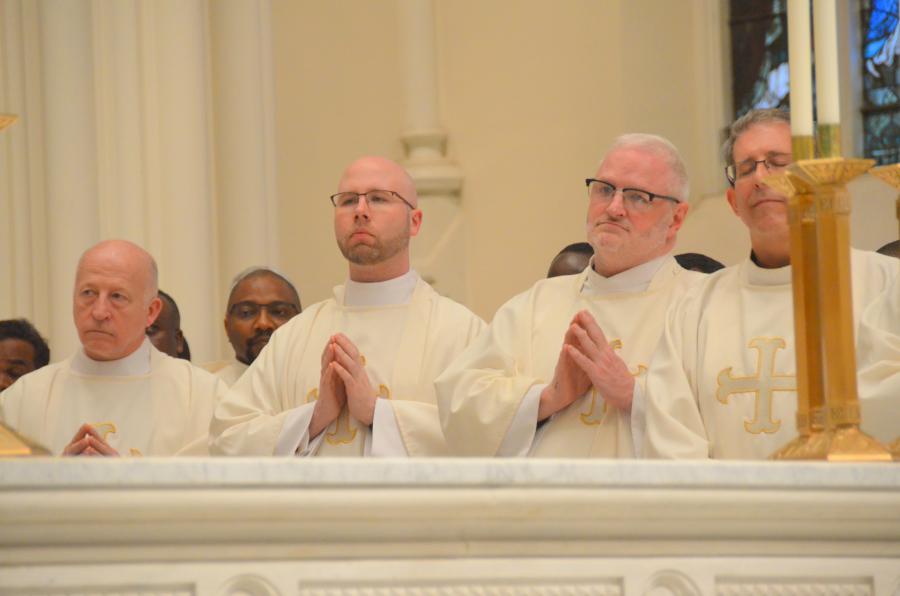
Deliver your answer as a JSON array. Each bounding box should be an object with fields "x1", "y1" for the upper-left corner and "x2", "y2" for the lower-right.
[
  {"x1": 228, "y1": 301, "x2": 299, "y2": 322},
  {"x1": 330, "y1": 190, "x2": 413, "y2": 210},
  {"x1": 585, "y1": 179, "x2": 680, "y2": 212},
  {"x1": 725, "y1": 153, "x2": 792, "y2": 184}
]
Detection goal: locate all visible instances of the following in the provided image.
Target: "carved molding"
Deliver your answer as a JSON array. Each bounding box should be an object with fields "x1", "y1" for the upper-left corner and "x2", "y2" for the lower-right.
[
  {"x1": 298, "y1": 583, "x2": 621, "y2": 596},
  {"x1": 219, "y1": 575, "x2": 281, "y2": 596},
  {"x1": 643, "y1": 571, "x2": 702, "y2": 596},
  {"x1": 1, "y1": 587, "x2": 193, "y2": 596},
  {"x1": 716, "y1": 580, "x2": 871, "y2": 596}
]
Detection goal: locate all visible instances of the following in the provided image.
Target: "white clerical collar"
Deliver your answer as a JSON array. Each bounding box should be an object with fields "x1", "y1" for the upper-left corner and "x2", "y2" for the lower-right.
[
  {"x1": 342, "y1": 269, "x2": 419, "y2": 307},
  {"x1": 71, "y1": 337, "x2": 153, "y2": 376},
  {"x1": 582, "y1": 254, "x2": 669, "y2": 296},
  {"x1": 745, "y1": 256, "x2": 792, "y2": 286}
]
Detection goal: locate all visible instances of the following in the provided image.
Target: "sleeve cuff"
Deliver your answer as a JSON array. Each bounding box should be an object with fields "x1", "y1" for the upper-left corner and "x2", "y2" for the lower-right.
[
  {"x1": 496, "y1": 383, "x2": 546, "y2": 457},
  {"x1": 368, "y1": 399, "x2": 409, "y2": 457}
]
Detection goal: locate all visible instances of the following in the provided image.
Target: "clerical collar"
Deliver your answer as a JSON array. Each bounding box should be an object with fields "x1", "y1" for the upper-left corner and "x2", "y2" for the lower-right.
[
  {"x1": 343, "y1": 270, "x2": 419, "y2": 307},
  {"x1": 582, "y1": 254, "x2": 669, "y2": 296},
  {"x1": 745, "y1": 254, "x2": 792, "y2": 286},
  {"x1": 71, "y1": 337, "x2": 152, "y2": 376}
]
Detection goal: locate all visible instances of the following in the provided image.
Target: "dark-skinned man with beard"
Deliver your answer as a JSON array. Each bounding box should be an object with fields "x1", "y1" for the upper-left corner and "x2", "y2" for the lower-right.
[
  {"x1": 210, "y1": 157, "x2": 484, "y2": 457},
  {"x1": 209, "y1": 268, "x2": 301, "y2": 387}
]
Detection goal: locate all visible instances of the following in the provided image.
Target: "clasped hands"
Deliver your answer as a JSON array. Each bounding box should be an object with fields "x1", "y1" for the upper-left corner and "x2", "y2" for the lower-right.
[
  {"x1": 538, "y1": 310, "x2": 634, "y2": 421},
  {"x1": 62, "y1": 423, "x2": 120, "y2": 457},
  {"x1": 309, "y1": 333, "x2": 378, "y2": 439}
]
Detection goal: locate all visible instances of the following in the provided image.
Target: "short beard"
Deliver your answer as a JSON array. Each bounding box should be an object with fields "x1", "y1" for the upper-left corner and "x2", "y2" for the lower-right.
[
  {"x1": 338, "y1": 217, "x2": 410, "y2": 266},
  {"x1": 587, "y1": 206, "x2": 674, "y2": 259}
]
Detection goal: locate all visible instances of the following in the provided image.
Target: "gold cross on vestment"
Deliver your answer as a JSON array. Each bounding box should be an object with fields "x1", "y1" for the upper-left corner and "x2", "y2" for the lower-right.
[{"x1": 716, "y1": 338, "x2": 797, "y2": 434}]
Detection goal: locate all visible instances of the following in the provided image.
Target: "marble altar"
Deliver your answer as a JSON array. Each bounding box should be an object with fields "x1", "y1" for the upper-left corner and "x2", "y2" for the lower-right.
[{"x1": 0, "y1": 459, "x2": 898, "y2": 596}]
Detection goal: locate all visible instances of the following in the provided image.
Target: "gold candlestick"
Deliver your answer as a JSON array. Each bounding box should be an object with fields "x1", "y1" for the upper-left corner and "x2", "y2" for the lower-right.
[
  {"x1": 764, "y1": 168, "x2": 832, "y2": 459},
  {"x1": 865, "y1": 164, "x2": 900, "y2": 459},
  {"x1": 0, "y1": 421, "x2": 51, "y2": 456},
  {"x1": 791, "y1": 157, "x2": 893, "y2": 461}
]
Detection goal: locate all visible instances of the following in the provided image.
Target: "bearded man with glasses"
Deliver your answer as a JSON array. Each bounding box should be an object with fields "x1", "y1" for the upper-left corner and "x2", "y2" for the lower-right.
[
  {"x1": 643, "y1": 108, "x2": 897, "y2": 459},
  {"x1": 436, "y1": 134, "x2": 703, "y2": 458},
  {"x1": 200, "y1": 267, "x2": 301, "y2": 388},
  {"x1": 210, "y1": 156, "x2": 484, "y2": 457}
]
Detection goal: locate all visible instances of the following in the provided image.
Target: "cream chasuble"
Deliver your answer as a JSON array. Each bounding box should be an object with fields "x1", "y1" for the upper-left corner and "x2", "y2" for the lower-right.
[
  {"x1": 856, "y1": 275, "x2": 900, "y2": 444},
  {"x1": 0, "y1": 338, "x2": 227, "y2": 456},
  {"x1": 643, "y1": 248, "x2": 897, "y2": 459},
  {"x1": 209, "y1": 274, "x2": 485, "y2": 457},
  {"x1": 435, "y1": 255, "x2": 704, "y2": 458},
  {"x1": 213, "y1": 360, "x2": 249, "y2": 388}
]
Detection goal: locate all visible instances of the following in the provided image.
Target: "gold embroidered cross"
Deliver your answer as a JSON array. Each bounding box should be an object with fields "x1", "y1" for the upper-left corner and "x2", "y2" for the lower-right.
[{"x1": 716, "y1": 337, "x2": 797, "y2": 434}]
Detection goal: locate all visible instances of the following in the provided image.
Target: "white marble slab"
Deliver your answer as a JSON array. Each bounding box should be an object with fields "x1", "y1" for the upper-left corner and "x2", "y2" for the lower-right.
[{"x1": 1, "y1": 458, "x2": 899, "y2": 489}]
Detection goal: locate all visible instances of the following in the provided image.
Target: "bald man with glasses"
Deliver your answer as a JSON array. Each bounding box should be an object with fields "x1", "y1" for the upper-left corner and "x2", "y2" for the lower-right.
[
  {"x1": 436, "y1": 134, "x2": 704, "y2": 458},
  {"x1": 210, "y1": 156, "x2": 484, "y2": 457}
]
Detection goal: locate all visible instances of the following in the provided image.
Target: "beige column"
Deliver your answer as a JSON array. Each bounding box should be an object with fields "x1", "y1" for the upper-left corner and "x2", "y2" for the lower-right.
[
  {"x1": 0, "y1": 0, "x2": 50, "y2": 335},
  {"x1": 39, "y1": 0, "x2": 101, "y2": 358},
  {"x1": 397, "y1": 0, "x2": 466, "y2": 304},
  {"x1": 92, "y1": 0, "x2": 147, "y2": 245},
  {"x1": 148, "y1": 0, "x2": 219, "y2": 364},
  {"x1": 209, "y1": 0, "x2": 280, "y2": 319}
]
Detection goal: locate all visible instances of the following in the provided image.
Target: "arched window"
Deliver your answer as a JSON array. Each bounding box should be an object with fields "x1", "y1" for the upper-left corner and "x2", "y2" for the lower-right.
[
  {"x1": 730, "y1": 0, "x2": 790, "y2": 119},
  {"x1": 861, "y1": 0, "x2": 900, "y2": 164},
  {"x1": 730, "y1": 0, "x2": 900, "y2": 164}
]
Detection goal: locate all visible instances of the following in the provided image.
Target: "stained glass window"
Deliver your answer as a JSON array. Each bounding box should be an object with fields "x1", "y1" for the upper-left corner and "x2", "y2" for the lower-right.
[
  {"x1": 730, "y1": 0, "x2": 791, "y2": 119},
  {"x1": 861, "y1": 0, "x2": 900, "y2": 165}
]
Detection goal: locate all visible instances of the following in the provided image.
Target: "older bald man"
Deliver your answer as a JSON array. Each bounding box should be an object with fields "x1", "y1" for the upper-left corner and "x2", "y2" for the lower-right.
[
  {"x1": 0, "y1": 240, "x2": 227, "y2": 456},
  {"x1": 211, "y1": 157, "x2": 485, "y2": 457}
]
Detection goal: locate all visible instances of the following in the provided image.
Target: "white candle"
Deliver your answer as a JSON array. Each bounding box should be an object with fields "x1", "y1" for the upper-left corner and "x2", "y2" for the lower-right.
[
  {"x1": 813, "y1": 0, "x2": 841, "y2": 124},
  {"x1": 788, "y1": 0, "x2": 814, "y2": 136}
]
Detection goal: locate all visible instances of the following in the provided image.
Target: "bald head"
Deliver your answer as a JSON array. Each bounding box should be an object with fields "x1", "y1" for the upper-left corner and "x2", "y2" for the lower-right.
[
  {"x1": 77, "y1": 240, "x2": 158, "y2": 305},
  {"x1": 73, "y1": 239, "x2": 162, "y2": 361},
  {"x1": 338, "y1": 156, "x2": 418, "y2": 208}
]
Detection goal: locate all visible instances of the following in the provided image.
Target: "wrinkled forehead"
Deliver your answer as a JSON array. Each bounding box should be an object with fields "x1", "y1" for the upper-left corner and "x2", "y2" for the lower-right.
[
  {"x1": 228, "y1": 275, "x2": 297, "y2": 309},
  {"x1": 75, "y1": 254, "x2": 147, "y2": 294}
]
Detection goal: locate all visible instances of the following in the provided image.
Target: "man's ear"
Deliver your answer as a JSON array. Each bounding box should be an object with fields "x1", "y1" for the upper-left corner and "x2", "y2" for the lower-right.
[
  {"x1": 726, "y1": 187, "x2": 740, "y2": 217},
  {"x1": 145, "y1": 297, "x2": 163, "y2": 327},
  {"x1": 409, "y1": 209, "x2": 423, "y2": 237},
  {"x1": 667, "y1": 202, "x2": 690, "y2": 238}
]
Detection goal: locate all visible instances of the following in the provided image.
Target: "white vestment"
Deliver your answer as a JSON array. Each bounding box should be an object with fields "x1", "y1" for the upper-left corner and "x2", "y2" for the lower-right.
[
  {"x1": 856, "y1": 274, "x2": 900, "y2": 444},
  {"x1": 0, "y1": 338, "x2": 227, "y2": 456},
  {"x1": 435, "y1": 255, "x2": 704, "y2": 458},
  {"x1": 212, "y1": 360, "x2": 249, "y2": 388},
  {"x1": 209, "y1": 271, "x2": 485, "y2": 457},
  {"x1": 643, "y1": 249, "x2": 897, "y2": 459}
]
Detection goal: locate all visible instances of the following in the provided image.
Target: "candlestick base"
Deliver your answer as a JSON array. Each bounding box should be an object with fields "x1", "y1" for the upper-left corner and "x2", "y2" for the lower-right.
[
  {"x1": 0, "y1": 421, "x2": 52, "y2": 457},
  {"x1": 888, "y1": 436, "x2": 900, "y2": 460},
  {"x1": 824, "y1": 426, "x2": 893, "y2": 462}
]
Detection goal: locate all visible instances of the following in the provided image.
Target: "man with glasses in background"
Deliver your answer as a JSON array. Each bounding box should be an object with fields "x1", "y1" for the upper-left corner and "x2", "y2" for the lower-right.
[
  {"x1": 435, "y1": 134, "x2": 703, "y2": 458},
  {"x1": 643, "y1": 108, "x2": 897, "y2": 459},
  {"x1": 203, "y1": 268, "x2": 301, "y2": 387},
  {"x1": 210, "y1": 156, "x2": 484, "y2": 457}
]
